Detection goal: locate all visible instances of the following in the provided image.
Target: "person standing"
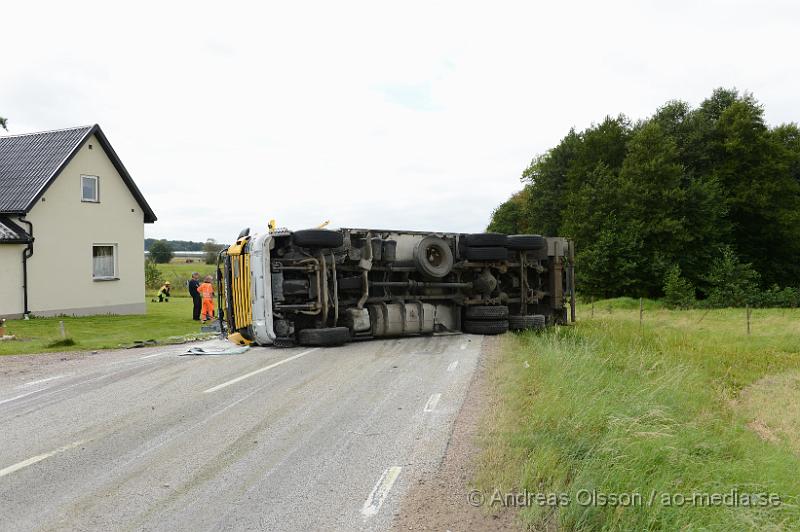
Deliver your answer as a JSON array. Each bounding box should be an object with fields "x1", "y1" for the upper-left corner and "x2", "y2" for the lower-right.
[
  {"x1": 198, "y1": 275, "x2": 216, "y2": 323},
  {"x1": 188, "y1": 272, "x2": 201, "y2": 321}
]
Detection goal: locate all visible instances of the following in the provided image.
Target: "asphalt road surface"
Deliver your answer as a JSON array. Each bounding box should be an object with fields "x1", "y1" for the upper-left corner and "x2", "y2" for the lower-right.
[{"x1": 0, "y1": 334, "x2": 484, "y2": 531}]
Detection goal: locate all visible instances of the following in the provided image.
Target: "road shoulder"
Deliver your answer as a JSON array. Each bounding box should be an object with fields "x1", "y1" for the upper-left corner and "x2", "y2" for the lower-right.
[{"x1": 391, "y1": 335, "x2": 518, "y2": 531}]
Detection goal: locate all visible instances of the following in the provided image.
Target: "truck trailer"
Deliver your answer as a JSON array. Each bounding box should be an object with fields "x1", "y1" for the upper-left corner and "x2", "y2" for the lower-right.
[{"x1": 217, "y1": 227, "x2": 575, "y2": 347}]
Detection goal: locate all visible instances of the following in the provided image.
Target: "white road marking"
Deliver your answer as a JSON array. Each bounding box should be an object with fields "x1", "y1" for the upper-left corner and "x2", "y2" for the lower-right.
[
  {"x1": 15, "y1": 374, "x2": 68, "y2": 389},
  {"x1": 0, "y1": 389, "x2": 46, "y2": 406},
  {"x1": 139, "y1": 351, "x2": 169, "y2": 359},
  {"x1": 0, "y1": 439, "x2": 87, "y2": 479},
  {"x1": 423, "y1": 393, "x2": 442, "y2": 412},
  {"x1": 361, "y1": 466, "x2": 402, "y2": 517},
  {"x1": 447, "y1": 360, "x2": 458, "y2": 372},
  {"x1": 203, "y1": 348, "x2": 319, "y2": 393}
]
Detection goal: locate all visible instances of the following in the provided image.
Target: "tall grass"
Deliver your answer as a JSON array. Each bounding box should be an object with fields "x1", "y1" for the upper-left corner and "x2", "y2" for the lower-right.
[{"x1": 476, "y1": 305, "x2": 800, "y2": 530}]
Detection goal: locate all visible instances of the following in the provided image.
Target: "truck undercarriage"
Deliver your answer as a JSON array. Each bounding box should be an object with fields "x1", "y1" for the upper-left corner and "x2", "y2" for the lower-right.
[{"x1": 219, "y1": 227, "x2": 574, "y2": 347}]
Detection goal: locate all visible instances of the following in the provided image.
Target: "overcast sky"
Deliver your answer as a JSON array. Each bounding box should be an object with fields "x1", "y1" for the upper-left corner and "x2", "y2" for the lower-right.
[{"x1": 3, "y1": 0, "x2": 798, "y2": 243}]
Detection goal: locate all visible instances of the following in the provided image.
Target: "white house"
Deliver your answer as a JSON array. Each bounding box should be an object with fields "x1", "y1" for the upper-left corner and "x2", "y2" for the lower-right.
[{"x1": 0, "y1": 125, "x2": 156, "y2": 318}]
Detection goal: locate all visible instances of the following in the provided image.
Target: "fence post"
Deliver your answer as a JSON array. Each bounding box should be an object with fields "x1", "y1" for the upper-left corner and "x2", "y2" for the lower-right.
[
  {"x1": 591, "y1": 296, "x2": 594, "y2": 318},
  {"x1": 639, "y1": 297, "x2": 643, "y2": 331},
  {"x1": 746, "y1": 305, "x2": 751, "y2": 336},
  {"x1": 59, "y1": 320, "x2": 66, "y2": 339}
]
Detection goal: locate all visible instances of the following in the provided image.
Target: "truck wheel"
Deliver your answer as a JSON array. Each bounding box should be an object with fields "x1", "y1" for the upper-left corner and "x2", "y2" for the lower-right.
[
  {"x1": 509, "y1": 314, "x2": 546, "y2": 331},
  {"x1": 464, "y1": 305, "x2": 509, "y2": 320},
  {"x1": 462, "y1": 319, "x2": 509, "y2": 335},
  {"x1": 292, "y1": 229, "x2": 344, "y2": 249},
  {"x1": 298, "y1": 327, "x2": 350, "y2": 346},
  {"x1": 507, "y1": 234, "x2": 546, "y2": 251},
  {"x1": 462, "y1": 232, "x2": 508, "y2": 247},
  {"x1": 463, "y1": 246, "x2": 508, "y2": 261},
  {"x1": 413, "y1": 236, "x2": 454, "y2": 278}
]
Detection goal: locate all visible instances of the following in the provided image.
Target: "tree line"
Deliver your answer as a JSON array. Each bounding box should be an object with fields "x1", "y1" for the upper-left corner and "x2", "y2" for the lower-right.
[
  {"x1": 144, "y1": 238, "x2": 207, "y2": 252},
  {"x1": 147, "y1": 239, "x2": 225, "y2": 264},
  {"x1": 489, "y1": 88, "x2": 800, "y2": 306}
]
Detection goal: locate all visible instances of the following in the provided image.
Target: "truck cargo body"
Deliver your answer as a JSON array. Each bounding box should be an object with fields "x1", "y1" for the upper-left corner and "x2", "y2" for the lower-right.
[{"x1": 219, "y1": 227, "x2": 574, "y2": 347}]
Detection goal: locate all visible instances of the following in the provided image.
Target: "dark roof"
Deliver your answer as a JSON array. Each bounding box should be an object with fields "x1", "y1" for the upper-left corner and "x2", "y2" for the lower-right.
[
  {"x1": 0, "y1": 124, "x2": 156, "y2": 223},
  {"x1": 0, "y1": 216, "x2": 31, "y2": 244}
]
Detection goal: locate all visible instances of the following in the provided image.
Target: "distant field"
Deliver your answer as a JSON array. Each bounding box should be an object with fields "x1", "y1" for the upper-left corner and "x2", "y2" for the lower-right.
[
  {"x1": 476, "y1": 301, "x2": 800, "y2": 530},
  {"x1": 0, "y1": 299, "x2": 208, "y2": 356},
  {"x1": 150, "y1": 262, "x2": 218, "y2": 298}
]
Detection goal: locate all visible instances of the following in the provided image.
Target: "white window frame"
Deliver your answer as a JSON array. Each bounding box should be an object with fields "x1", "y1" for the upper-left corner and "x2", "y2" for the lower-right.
[
  {"x1": 92, "y1": 244, "x2": 119, "y2": 281},
  {"x1": 81, "y1": 175, "x2": 100, "y2": 203}
]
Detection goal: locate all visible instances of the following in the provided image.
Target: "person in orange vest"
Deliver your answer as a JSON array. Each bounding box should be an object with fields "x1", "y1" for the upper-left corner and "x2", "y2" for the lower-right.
[{"x1": 198, "y1": 275, "x2": 215, "y2": 322}]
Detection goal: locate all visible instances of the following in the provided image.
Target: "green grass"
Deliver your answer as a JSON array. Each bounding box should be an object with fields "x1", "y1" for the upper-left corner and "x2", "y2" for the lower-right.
[
  {"x1": 0, "y1": 299, "x2": 209, "y2": 356},
  {"x1": 476, "y1": 303, "x2": 800, "y2": 530}
]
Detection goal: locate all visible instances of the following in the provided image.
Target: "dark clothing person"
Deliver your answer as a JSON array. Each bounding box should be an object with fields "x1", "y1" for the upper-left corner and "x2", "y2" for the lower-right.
[{"x1": 188, "y1": 278, "x2": 202, "y2": 320}]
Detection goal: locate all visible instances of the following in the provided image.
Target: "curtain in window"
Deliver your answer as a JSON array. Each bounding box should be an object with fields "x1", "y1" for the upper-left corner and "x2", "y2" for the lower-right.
[{"x1": 93, "y1": 246, "x2": 115, "y2": 277}]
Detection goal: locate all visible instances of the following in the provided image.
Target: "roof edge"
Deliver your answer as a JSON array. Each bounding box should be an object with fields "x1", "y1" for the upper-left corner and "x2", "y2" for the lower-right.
[
  {"x1": 0, "y1": 124, "x2": 94, "y2": 139},
  {"x1": 21, "y1": 124, "x2": 157, "y2": 223},
  {"x1": 0, "y1": 216, "x2": 33, "y2": 244}
]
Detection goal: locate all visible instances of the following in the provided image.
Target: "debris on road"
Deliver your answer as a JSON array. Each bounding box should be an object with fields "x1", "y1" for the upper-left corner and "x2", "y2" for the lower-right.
[{"x1": 181, "y1": 345, "x2": 250, "y2": 356}]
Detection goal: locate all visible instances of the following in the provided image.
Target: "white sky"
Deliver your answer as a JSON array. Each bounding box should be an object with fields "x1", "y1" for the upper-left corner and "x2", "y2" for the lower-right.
[{"x1": 3, "y1": 0, "x2": 798, "y2": 243}]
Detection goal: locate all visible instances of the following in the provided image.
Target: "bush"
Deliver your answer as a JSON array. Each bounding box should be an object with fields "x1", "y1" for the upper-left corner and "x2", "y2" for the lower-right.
[
  {"x1": 203, "y1": 238, "x2": 224, "y2": 265},
  {"x1": 149, "y1": 240, "x2": 173, "y2": 264},
  {"x1": 663, "y1": 265, "x2": 695, "y2": 309},
  {"x1": 703, "y1": 247, "x2": 760, "y2": 307},
  {"x1": 145, "y1": 259, "x2": 164, "y2": 289},
  {"x1": 759, "y1": 285, "x2": 800, "y2": 308}
]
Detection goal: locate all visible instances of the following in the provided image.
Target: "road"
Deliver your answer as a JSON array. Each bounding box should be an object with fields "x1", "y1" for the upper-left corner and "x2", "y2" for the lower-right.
[{"x1": 0, "y1": 334, "x2": 484, "y2": 531}]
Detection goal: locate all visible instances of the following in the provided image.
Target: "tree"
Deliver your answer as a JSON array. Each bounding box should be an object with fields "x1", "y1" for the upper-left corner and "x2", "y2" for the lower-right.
[
  {"x1": 704, "y1": 246, "x2": 760, "y2": 307},
  {"x1": 149, "y1": 240, "x2": 173, "y2": 264},
  {"x1": 144, "y1": 259, "x2": 164, "y2": 289},
  {"x1": 203, "y1": 238, "x2": 224, "y2": 264},
  {"x1": 489, "y1": 87, "x2": 800, "y2": 301},
  {"x1": 487, "y1": 189, "x2": 530, "y2": 234},
  {"x1": 663, "y1": 265, "x2": 695, "y2": 309},
  {"x1": 0, "y1": 116, "x2": 7, "y2": 131}
]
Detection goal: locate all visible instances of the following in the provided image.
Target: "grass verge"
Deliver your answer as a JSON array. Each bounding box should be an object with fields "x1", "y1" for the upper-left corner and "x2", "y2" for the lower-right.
[
  {"x1": 0, "y1": 298, "x2": 207, "y2": 356},
  {"x1": 475, "y1": 304, "x2": 800, "y2": 530}
]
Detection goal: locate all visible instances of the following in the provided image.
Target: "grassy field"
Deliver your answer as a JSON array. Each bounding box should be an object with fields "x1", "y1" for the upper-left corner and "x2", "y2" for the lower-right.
[
  {"x1": 150, "y1": 262, "x2": 217, "y2": 298},
  {"x1": 475, "y1": 299, "x2": 800, "y2": 530},
  {"x1": 0, "y1": 298, "x2": 209, "y2": 356}
]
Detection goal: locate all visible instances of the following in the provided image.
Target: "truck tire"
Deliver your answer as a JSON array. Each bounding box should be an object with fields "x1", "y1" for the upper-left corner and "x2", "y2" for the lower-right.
[
  {"x1": 413, "y1": 236, "x2": 454, "y2": 278},
  {"x1": 509, "y1": 314, "x2": 546, "y2": 330},
  {"x1": 292, "y1": 229, "x2": 344, "y2": 249},
  {"x1": 298, "y1": 327, "x2": 350, "y2": 346},
  {"x1": 462, "y1": 232, "x2": 508, "y2": 247},
  {"x1": 463, "y1": 246, "x2": 508, "y2": 261},
  {"x1": 464, "y1": 305, "x2": 509, "y2": 320},
  {"x1": 507, "y1": 234, "x2": 546, "y2": 251},
  {"x1": 463, "y1": 319, "x2": 509, "y2": 335}
]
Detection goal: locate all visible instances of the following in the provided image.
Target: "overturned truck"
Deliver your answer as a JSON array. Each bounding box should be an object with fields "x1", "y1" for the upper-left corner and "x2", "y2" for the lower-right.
[{"x1": 218, "y1": 227, "x2": 575, "y2": 347}]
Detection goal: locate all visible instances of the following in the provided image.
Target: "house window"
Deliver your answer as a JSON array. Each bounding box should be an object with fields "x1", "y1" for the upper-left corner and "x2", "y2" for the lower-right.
[
  {"x1": 81, "y1": 175, "x2": 99, "y2": 202},
  {"x1": 93, "y1": 244, "x2": 118, "y2": 280}
]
